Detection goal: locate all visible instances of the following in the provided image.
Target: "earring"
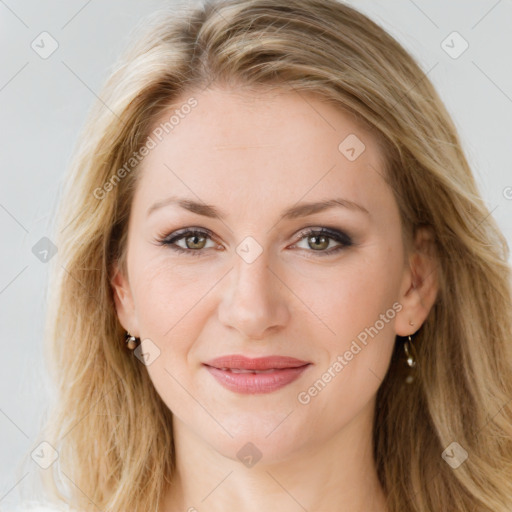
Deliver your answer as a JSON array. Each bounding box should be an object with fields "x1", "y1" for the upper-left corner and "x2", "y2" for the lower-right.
[
  {"x1": 403, "y1": 335, "x2": 416, "y2": 368},
  {"x1": 403, "y1": 333, "x2": 417, "y2": 384},
  {"x1": 125, "y1": 331, "x2": 140, "y2": 350}
]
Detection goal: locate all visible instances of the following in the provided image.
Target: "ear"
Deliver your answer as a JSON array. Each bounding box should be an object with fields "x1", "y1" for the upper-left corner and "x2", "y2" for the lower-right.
[
  {"x1": 395, "y1": 226, "x2": 439, "y2": 337},
  {"x1": 110, "y1": 260, "x2": 139, "y2": 337}
]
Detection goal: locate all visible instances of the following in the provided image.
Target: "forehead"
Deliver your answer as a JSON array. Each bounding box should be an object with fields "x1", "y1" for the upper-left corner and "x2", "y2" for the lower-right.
[{"x1": 134, "y1": 86, "x2": 391, "y2": 222}]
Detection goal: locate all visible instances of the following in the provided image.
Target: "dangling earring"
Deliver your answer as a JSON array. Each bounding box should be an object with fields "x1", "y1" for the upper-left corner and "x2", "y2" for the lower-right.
[
  {"x1": 403, "y1": 333, "x2": 418, "y2": 384},
  {"x1": 125, "y1": 331, "x2": 140, "y2": 350},
  {"x1": 403, "y1": 335, "x2": 416, "y2": 368}
]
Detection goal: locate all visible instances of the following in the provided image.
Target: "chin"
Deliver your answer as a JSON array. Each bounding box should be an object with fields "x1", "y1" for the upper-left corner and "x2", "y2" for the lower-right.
[{"x1": 200, "y1": 415, "x2": 314, "y2": 467}]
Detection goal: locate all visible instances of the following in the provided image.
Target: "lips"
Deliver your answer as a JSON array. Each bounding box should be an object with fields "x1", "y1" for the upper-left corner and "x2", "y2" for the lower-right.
[{"x1": 203, "y1": 355, "x2": 311, "y2": 394}]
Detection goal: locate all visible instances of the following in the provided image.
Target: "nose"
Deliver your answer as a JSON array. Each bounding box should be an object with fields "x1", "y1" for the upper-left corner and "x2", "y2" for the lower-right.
[{"x1": 217, "y1": 248, "x2": 290, "y2": 340}]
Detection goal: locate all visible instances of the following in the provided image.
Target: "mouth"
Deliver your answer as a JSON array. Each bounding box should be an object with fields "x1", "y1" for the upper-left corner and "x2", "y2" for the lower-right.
[{"x1": 202, "y1": 355, "x2": 312, "y2": 394}]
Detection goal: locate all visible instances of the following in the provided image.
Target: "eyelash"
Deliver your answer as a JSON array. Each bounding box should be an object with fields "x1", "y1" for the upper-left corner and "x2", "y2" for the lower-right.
[{"x1": 156, "y1": 226, "x2": 353, "y2": 258}]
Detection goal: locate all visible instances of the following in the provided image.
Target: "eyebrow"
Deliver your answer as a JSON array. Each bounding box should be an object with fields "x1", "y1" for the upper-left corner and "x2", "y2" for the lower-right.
[{"x1": 147, "y1": 196, "x2": 370, "y2": 220}]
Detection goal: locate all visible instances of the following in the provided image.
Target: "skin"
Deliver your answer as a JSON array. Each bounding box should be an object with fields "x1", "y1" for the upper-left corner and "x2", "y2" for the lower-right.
[{"x1": 111, "y1": 85, "x2": 439, "y2": 512}]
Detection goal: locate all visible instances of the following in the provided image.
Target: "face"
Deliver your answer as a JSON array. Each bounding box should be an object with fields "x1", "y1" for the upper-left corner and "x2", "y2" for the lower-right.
[{"x1": 112, "y1": 85, "x2": 421, "y2": 463}]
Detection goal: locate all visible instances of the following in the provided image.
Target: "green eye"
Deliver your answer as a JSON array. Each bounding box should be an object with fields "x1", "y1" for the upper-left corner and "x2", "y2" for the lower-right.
[
  {"x1": 159, "y1": 226, "x2": 353, "y2": 257},
  {"x1": 291, "y1": 228, "x2": 353, "y2": 257}
]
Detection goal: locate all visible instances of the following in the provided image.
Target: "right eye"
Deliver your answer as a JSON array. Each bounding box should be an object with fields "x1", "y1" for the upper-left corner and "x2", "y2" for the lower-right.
[{"x1": 157, "y1": 228, "x2": 219, "y2": 257}]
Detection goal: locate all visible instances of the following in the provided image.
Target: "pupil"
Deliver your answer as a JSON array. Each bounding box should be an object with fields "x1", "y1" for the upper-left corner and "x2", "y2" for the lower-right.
[
  {"x1": 188, "y1": 235, "x2": 205, "y2": 249},
  {"x1": 310, "y1": 235, "x2": 328, "y2": 250}
]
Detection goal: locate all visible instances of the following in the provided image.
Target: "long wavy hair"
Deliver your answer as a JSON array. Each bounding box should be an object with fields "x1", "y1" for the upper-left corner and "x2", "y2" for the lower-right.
[{"x1": 19, "y1": 0, "x2": 512, "y2": 510}]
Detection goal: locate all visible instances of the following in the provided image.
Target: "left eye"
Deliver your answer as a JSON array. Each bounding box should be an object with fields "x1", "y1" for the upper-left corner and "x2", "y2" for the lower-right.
[
  {"x1": 292, "y1": 229, "x2": 349, "y2": 253},
  {"x1": 290, "y1": 227, "x2": 353, "y2": 256},
  {"x1": 158, "y1": 227, "x2": 353, "y2": 257}
]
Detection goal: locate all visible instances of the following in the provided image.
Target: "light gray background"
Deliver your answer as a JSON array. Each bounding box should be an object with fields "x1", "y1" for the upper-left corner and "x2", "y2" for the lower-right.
[{"x1": 1, "y1": 0, "x2": 511, "y2": 508}]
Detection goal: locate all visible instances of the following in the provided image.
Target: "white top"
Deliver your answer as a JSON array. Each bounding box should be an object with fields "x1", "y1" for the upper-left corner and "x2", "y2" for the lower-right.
[{"x1": 7, "y1": 503, "x2": 79, "y2": 512}]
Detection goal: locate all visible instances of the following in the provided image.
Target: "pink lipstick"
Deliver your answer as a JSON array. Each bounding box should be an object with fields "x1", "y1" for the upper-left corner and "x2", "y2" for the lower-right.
[{"x1": 203, "y1": 355, "x2": 311, "y2": 394}]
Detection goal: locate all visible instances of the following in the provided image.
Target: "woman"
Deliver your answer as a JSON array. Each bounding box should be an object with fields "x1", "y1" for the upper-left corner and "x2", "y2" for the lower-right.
[{"x1": 17, "y1": 0, "x2": 512, "y2": 510}]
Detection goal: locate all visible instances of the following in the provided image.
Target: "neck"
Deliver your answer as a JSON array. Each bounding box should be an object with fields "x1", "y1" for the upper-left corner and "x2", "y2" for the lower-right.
[{"x1": 160, "y1": 399, "x2": 389, "y2": 512}]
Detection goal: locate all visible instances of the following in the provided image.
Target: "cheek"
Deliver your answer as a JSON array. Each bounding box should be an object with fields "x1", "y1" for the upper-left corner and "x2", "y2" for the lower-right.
[
  {"x1": 131, "y1": 254, "x2": 213, "y2": 336},
  {"x1": 130, "y1": 260, "x2": 207, "y2": 411},
  {"x1": 309, "y1": 242, "x2": 402, "y2": 342},
  {"x1": 301, "y1": 243, "x2": 402, "y2": 406},
  {"x1": 127, "y1": 268, "x2": 201, "y2": 404}
]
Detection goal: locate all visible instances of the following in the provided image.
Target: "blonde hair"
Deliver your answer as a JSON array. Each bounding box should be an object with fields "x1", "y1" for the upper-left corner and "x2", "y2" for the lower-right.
[{"x1": 19, "y1": 0, "x2": 512, "y2": 510}]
